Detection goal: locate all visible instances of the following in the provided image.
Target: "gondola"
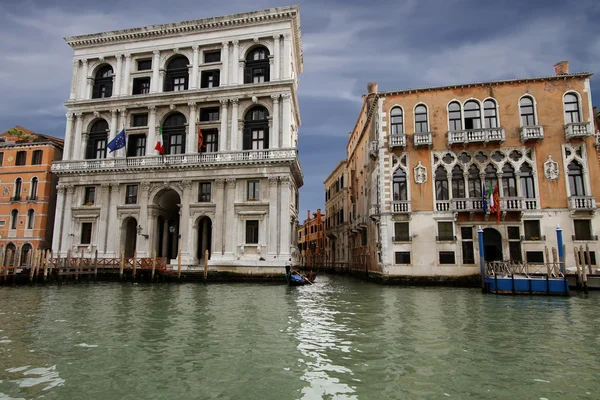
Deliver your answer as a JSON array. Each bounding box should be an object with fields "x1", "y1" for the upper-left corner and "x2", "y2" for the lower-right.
[{"x1": 286, "y1": 270, "x2": 316, "y2": 286}]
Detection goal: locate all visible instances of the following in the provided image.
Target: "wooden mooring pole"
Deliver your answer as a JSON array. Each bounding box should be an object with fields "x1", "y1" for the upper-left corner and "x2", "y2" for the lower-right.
[
  {"x1": 132, "y1": 251, "x2": 137, "y2": 281},
  {"x1": 29, "y1": 250, "x2": 35, "y2": 283},
  {"x1": 120, "y1": 251, "x2": 125, "y2": 281},
  {"x1": 574, "y1": 246, "x2": 582, "y2": 290},
  {"x1": 203, "y1": 250, "x2": 208, "y2": 281},
  {"x1": 151, "y1": 251, "x2": 157, "y2": 282},
  {"x1": 177, "y1": 250, "x2": 182, "y2": 280},
  {"x1": 586, "y1": 243, "x2": 593, "y2": 275},
  {"x1": 580, "y1": 246, "x2": 588, "y2": 294}
]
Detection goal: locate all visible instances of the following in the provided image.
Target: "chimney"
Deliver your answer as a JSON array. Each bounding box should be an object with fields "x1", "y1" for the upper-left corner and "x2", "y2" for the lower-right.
[
  {"x1": 307, "y1": 210, "x2": 311, "y2": 220},
  {"x1": 367, "y1": 82, "x2": 378, "y2": 95},
  {"x1": 554, "y1": 60, "x2": 569, "y2": 76}
]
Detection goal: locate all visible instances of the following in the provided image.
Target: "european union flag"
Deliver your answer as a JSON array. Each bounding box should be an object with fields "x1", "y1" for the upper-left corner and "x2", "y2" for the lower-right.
[{"x1": 107, "y1": 129, "x2": 126, "y2": 153}]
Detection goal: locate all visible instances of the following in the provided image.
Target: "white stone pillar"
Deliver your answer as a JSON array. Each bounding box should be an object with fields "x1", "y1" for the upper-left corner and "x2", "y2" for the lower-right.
[
  {"x1": 121, "y1": 54, "x2": 132, "y2": 96},
  {"x1": 69, "y1": 60, "x2": 79, "y2": 100},
  {"x1": 80, "y1": 133, "x2": 89, "y2": 160},
  {"x1": 151, "y1": 50, "x2": 160, "y2": 93},
  {"x1": 191, "y1": 46, "x2": 199, "y2": 89},
  {"x1": 73, "y1": 112, "x2": 83, "y2": 160},
  {"x1": 188, "y1": 102, "x2": 197, "y2": 154},
  {"x1": 231, "y1": 41, "x2": 239, "y2": 85},
  {"x1": 114, "y1": 108, "x2": 127, "y2": 157},
  {"x1": 221, "y1": 42, "x2": 229, "y2": 86},
  {"x1": 113, "y1": 54, "x2": 122, "y2": 97},
  {"x1": 60, "y1": 185, "x2": 75, "y2": 256},
  {"x1": 108, "y1": 109, "x2": 118, "y2": 158},
  {"x1": 106, "y1": 183, "x2": 120, "y2": 257},
  {"x1": 283, "y1": 33, "x2": 291, "y2": 79},
  {"x1": 147, "y1": 106, "x2": 157, "y2": 156},
  {"x1": 162, "y1": 219, "x2": 169, "y2": 258},
  {"x1": 79, "y1": 60, "x2": 88, "y2": 99},
  {"x1": 281, "y1": 93, "x2": 291, "y2": 147},
  {"x1": 97, "y1": 184, "x2": 110, "y2": 254},
  {"x1": 213, "y1": 179, "x2": 225, "y2": 259},
  {"x1": 230, "y1": 99, "x2": 239, "y2": 151},
  {"x1": 271, "y1": 95, "x2": 280, "y2": 148},
  {"x1": 273, "y1": 35, "x2": 280, "y2": 80},
  {"x1": 51, "y1": 185, "x2": 65, "y2": 253},
  {"x1": 63, "y1": 113, "x2": 74, "y2": 160},
  {"x1": 279, "y1": 177, "x2": 291, "y2": 257},
  {"x1": 159, "y1": 70, "x2": 165, "y2": 92},
  {"x1": 268, "y1": 177, "x2": 279, "y2": 256},
  {"x1": 180, "y1": 180, "x2": 192, "y2": 263},
  {"x1": 220, "y1": 100, "x2": 228, "y2": 151},
  {"x1": 136, "y1": 182, "x2": 150, "y2": 257},
  {"x1": 269, "y1": 57, "x2": 274, "y2": 83},
  {"x1": 224, "y1": 178, "x2": 236, "y2": 259}
]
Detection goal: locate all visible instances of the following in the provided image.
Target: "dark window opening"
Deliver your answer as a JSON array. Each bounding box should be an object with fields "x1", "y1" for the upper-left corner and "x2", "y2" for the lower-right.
[
  {"x1": 164, "y1": 56, "x2": 189, "y2": 92},
  {"x1": 125, "y1": 185, "x2": 138, "y2": 204},
  {"x1": 524, "y1": 220, "x2": 541, "y2": 240},
  {"x1": 439, "y1": 251, "x2": 456, "y2": 264},
  {"x1": 507, "y1": 226, "x2": 520, "y2": 240},
  {"x1": 137, "y1": 59, "x2": 152, "y2": 71},
  {"x1": 200, "y1": 107, "x2": 219, "y2": 122},
  {"x1": 202, "y1": 129, "x2": 218, "y2": 153},
  {"x1": 452, "y1": 165, "x2": 465, "y2": 198},
  {"x1": 32, "y1": 150, "x2": 43, "y2": 165},
  {"x1": 577, "y1": 251, "x2": 597, "y2": 266},
  {"x1": 132, "y1": 78, "x2": 151, "y2": 95},
  {"x1": 502, "y1": 164, "x2": 517, "y2": 197},
  {"x1": 393, "y1": 168, "x2": 407, "y2": 201},
  {"x1": 27, "y1": 209, "x2": 34, "y2": 229},
  {"x1": 462, "y1": 242, "x2": 475, "y2": 264},
  {"x1": 86, "y1": 120, "x2": 109, "y2": 159},
  {"x1": 127, "y1": 134, "x2": 146, "y2": 157},
  {"x1": 81, "y1": 223, "x2": 93, "y2": 245},
  {"x1": 244, "y1": 47, "x2": 270, "y2": 84},
  {"x1": 162, "y1": 113, "x2": 186, "y2": 155},
  {"x1": 92, "y1": 65, "x2": 113, "y2": 98},
  {"x1": 199, "y1": 182, "x2": 211, "y2": 202},
  {"x1": 84, "y1": 187, "x2": 96, "y2": 205},
  {"x1": 246, "y1": 220, "x2": 259, "y2": 244},
  {"x1": 484, "y1": 99, "x2": 498, "y2": 128},
  {"x1": 10, "y1": 209, "x2": 18, "y2": 229},
  {"x1": 574, "y1": 220, "x2": 592, "y2": 241},
  {"x1": 243, "y1": 106, "x2": 269, "y2": 150},
  {"x1": 201, "y1": 70, "x2": 220, "y2": 88},
  {"x1": 435, "y1": 166, "x2": 449, "y2": 201},
  {"x1": 468, "y1": 165, "x2": 482, "y2": 198},
  {"x1": 204, "y1": 51, "x2": 221, "y2": 63},
  {"x1": 393, "y1": 222, "x2": 409, "y2": 242},
  {"x1": 568, "y1": 161, "x2": 585, "y2": 196},
  {"x1": 395, "y1": 252, "x2": 411, "y2": 264},
  {"x1": 247, "y1": 180, "x2": 260, "y2": 201},
  {"x1": 526, "y1": 251, "x2": 544, "y2": 264},
  {"x1": 16, "y1": 151, "x2": 27, "y2": 166},
  {"x1": 132, "y1": 113, "x2": 148, "y2": 127},
  {"x1": 520, "y1": 163, "x2": 536, "y2": 199},
  {"x1": 438, "y1": 222, "x2": 454, "y2": 241},
  {"x1": 464, "y1": 100, "x2": 481, "y2": 130}
]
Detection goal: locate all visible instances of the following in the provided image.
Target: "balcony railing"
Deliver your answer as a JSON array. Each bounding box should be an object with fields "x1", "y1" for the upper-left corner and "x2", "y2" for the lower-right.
[
  {"x1": 435, "y1": 200, "x2": 451, "y2": 212},
  {"x1": 565, "y1": 122, "x2": 591, "y2": 140},
  {"x1": 388, "y1": 134, "x2": 407, "y2": 149},
  {"x1": 26, "y1": 195, "x2": 38, "y2": 202},
  {"x1": 447, "y1": 127, "x2": 505, "y2": 146},
  {"x1": 413, "y1": 132, "x2": 433, "y2": 147},
  {"x1": 451, "y1": 198, "x2": 484, "y2": 212},
  {"x1": 568, "y1": 196, "x2": 596, "y2": 211},
  {"x1": 52, "y1": 149, "x2": 299, "y2": 174},
  {"x1": 10, "y1": 195, "x2": 21, "y2": 202},
  {"x1": 391, "y1": 200, "x2": 411, "y2": 214},
  {"x1": 500, "y1": 197, "x2": 538, "y2": 211},
  {"x1": 520, "y1": 125, "x2": 544, "y2": 142},
  {"x1": 368, "y1": 204, "x2": 380, "y2": 219},
  {"x1": 449, "y1": 197, "x2": 538, "y2": 212}
]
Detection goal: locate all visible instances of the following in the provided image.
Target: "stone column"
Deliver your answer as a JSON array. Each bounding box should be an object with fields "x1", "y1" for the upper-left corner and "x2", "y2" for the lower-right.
[
  {"x1": 106, "y1": 183, "x2": 120, "y2": 257},
  {"x1": 73, "y1": 112, "x2": 84, "y2": 160},
  {"x1": 63, "y1": 113, "x2": 74, "y2": 160},
  {"x1": 231, "y1": 40, "x2": 239, "y2": 85},
  {"x1": 230, "y1": 99, "x2": 239, "y2": 151},
  {"x1": 238, "y1": 60, "x2": 245, "y2": 86},
  {"x1": 213, "y1": 179, "x2": 226, "y2": 258},
  {"x1": 180, "y1": 180, "x2": 192, "y2": 263},
  {"x1": 188, "y1": 102, "x2": 197, "y2": 154},
  {"x1": 136, "y1": 182, "x2": 150, "y2": 257},
  {"x1": 221, "y1": 42, "x2": 229, "y2": 86},
  {"x1": 271, "y1": 95, "x2": 280, "y2": 148},
  {"x1": 283, "y1": 33, "x2": 291, "y2": 79},
  {"x1": 162, "y1": 219, "x2": 169, "y2": 259},
  {"x1": 147, "y1": 106, "x2": 157, "y2": 156},
  {"x1": 269, "y1": 57, "x2": 274, "y2": 83},
  {"x1": 281, "y1": 93, "x2": 291, "y2": 147},
  {"x1": 51, "y1": 185, "x2": 65, "y2": 253},
  {"x1": 279, "y1": 176, "x2": 291, "y2": 257},
  {"x1": 60, "y1": 185, "x2": 75, "y2": 256},
  {"x1": 113, "y1": 54, "x2": 122, "y2": 97},
  {"x1": 191, "y1": 46, "x2": 199, "y2": 89},
  {"x1": 273, "y1": 35, "x2": 280, "y2": 80},
  {"x1": 97, "y1": 184, "x2": 111, "y2": 254},
  {"x1": 108, "y1": 109, "x2": 118, "y2": 158},
  {"x1": 220, "y1": 100, "x2": 228, "y2": 152},
  {"x1": 159, "y1": 70, "x2": 165, "y2": 92},
  {"x1": 79, "y1": 60, "x2": 88, "y2": 99},
  {"x1": 268, "y1": 177, "x2": 279, "y2": 256},
  {"x1": 80, "y1": 133, "x2": 89, "y2": 161},
  {"x1": 69, "y1": 60, "x2": 79, "y2": 100},
  {"x1": 201, "y1": 219, "x2": 209, "y2": 258},
  {"x1": 224, "y1": 178, "x2": 236, "y2": 259},
  {"x1": 117, "y1": 108, "x2": 127, "y2": 157},
  {"x1": 121, "y1": 54, "x2": 131, "y2": 96},
  {"x1": 151, "y1": 50, "x2": 160, "y2": 93}
]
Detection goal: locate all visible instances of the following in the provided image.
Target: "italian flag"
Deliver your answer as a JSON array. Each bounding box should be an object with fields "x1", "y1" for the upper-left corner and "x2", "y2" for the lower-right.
[
  {"x1": 489, "y1": 181, "x2": 495, "y2": 213},
  {"x1": 155, "y1": 127, "x2": 165, "y2": 154}
]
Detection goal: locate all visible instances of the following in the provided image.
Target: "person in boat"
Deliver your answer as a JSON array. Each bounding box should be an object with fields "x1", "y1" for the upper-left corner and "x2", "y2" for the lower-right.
[
  {"x1": 285, "y1": 258, "x2": 291, "y2": 276},
  {"x1": 306, "y1": 270, "x2": 314, "y2": 282}
]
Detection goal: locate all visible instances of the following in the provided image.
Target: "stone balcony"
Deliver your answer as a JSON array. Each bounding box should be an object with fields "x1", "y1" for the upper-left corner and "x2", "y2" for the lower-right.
[
  {"x1": 391, "y1": 200, "x2": 411, "y2": 214},
  {"x1": 444, "y1": 196, "x2": 538, "y2": 215},
  {"x1": 447, "y1": 127, "x2": 505, "y2": 147},
  {"x1": 520, "y1": 125, "x2": 544, "y2": 142},
  {"x1": 565, "y1": 122, "x2": 591, "y2": 140},
  {"x1": 52, "y1": 148, "x2": 300, "y2": 174},
  {"x1": 388, "y1": 134, "x2": 407, "y2": 149},
  {"x1": 568, "y1": 196, "x2": 596, "y2": 212},
  {"x1": 413, "y1": 132, "x2": 433, "y2": 148}
]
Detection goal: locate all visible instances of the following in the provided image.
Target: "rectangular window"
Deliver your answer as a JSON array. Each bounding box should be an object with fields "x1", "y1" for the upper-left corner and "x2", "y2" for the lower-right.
[
  {"x1": 508, "y1": 226, "x2": 520, "y2": 240},
  {"x1": 200, "y1": 107, "x2": 220, "y2": 122},
  {"x1": 199, "y1": 182, "x2": 211, "y2": 202},
  {"x1": 137, "y1": 59, "x2": 152, "y2": 71},
  {"x1": 577, "y1": 251, "x2": 597, "y2": 265},
  {"x1": 32, "y1": 150, "x2": 43, "y2": 165},
  {"x1": 247, "y1": 180, "x2": 259, "y2": 201},
  {"x1": 84, "y1": 187, "x2": 96, "y2": 205},
  {"x1": 462, "y1": 241, "x2": 475, "y2": 264},
  {"x1": 16, "y1": 151, "x2": 27, "y2": 166},
  {"x1": 81, "y1": 223, "x2": 93, "y2": 245},
  {"x1": 393, "y1": 222, "x2": 410, "y2": 242},
  {"x1": 437, "y1": 221, "x2": 454, "y2": 241},
  {"x1": 574, "y1": 220, "x2": 592, "y2": 241},
  {"x1": 125, "y1": 185, "x2": 138, "y2": 204},
  {"x1": 203, "y1": 129, "x2": 218, "y2": 153},
  {"x1": 127, "y1": 134, "x2": 146, "y2": 157},
  {"x1": 132, "y1": 113, "x2": 148, "y2": 127},
  {"x1": 132, "y1": 78, "x2": 151, "y2": 95},
  {"x1": 509, "y1": 241, "x2": 522, "y2": 262},
  {"x1": 0, "y1": 152, "x2": 3, "y2": 166},
  {"x1": 173, "y1": 77, "x2": 186, "y2": 91},
  {"x1": 524, "y1": 220, "x2": 541, "y2": 240},
  {"x1": 526, "y1": 251, "x2": 544, "y2": 264},
  {"x1": 204, "y1": 51, "x2": 221, "y2": 63},
  {"x1": 246, "y1": 220, "x2": 259, "y2": 244},
  {"x1": 395, "y1": 252, "x2": 411, "y2": 264},
  {"x1": 361, "y1": 229, "x2": 367, "y2": 246},
  {"x1": 169, "y1": 133, "x2": 184, "y2": 154},
  {"x1": 439, "y1": 251, "x2": 456, "y2": 264},
  {"x1": 251, "y1": 128, "x2": 265, "y2": 150},
  {"x1": 201, "y1": 70, "x2": 220, "y2": 88}
]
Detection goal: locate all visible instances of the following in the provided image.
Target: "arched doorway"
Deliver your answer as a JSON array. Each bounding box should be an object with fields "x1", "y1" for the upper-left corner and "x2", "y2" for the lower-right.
[
  {"x1": 121, "y1": 217, "x2": 137, "y2": 257},
  {"x1": 196, "y1": 216, "x2": 212, "y2": 261},
  {"x1": 20, "y1": 243, "x2": 33, "y2": 266},
  {"x1": 483, "y1": 228, "x2": 503, "y2": 262},
  {"x1": 4, "y1": 243, "x2": 16, "y2": 266},
  {"x1": 153, "y1": 189, "x2": 181, "y2": 261}
]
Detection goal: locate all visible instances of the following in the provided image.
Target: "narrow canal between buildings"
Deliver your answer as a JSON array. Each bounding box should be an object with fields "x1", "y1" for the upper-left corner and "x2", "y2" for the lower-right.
[{"x1": 1, "y1": 276, "x2": 599, "y2": 399}]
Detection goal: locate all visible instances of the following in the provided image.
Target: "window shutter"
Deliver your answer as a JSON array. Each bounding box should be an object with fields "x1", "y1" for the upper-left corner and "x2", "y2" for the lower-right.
[
  {"x1": 214, "y1": 70, "x2": 220, "y2": 87},
  {"x1": 86, "y1": 137, "x2": 95, "y2": 159},
  {"x1": 183, "y1": 73, "x2": 189, "y2": 90},
  {"x1": 92, "y1": 83, "x2": 99, "y2": 99},
  {"x1": 243, "y1": 128, "x2": 251, "y2": 150},
  {"x1": 244, "y1": 67, "x2": 252, "y2": 84},
  {"x1": 265, "y1": 63, "x2": 270, "y2": 82},
  {"x1": 106, "y1": 82, "x2": 113, "y2": 97},
  {"x1": 200, "y1": 72, "x2": 207, "y2": 88},
  {"x1": 263, "y1": 126, "x2": 269, "y2": 149},
  {"x1": 164, "y1": 74, "x2": 172, "y2": 92}
]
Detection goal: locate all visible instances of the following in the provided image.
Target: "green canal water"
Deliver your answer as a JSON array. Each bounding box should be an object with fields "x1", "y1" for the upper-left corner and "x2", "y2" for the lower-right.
[{"x1": 1, "y1": 276, "x2": 599, "y2": 399}]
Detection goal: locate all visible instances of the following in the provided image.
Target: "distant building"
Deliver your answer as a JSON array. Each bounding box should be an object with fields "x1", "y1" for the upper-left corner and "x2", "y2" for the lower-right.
[
  {"x1": 298, "y1": 209, "x2": 325, "y2": 267},
  {"x1": 345, "y1": 61, "x2": 599, "y2": 281},
  {"x1": 0, "y1": 126, "x2": 63, "y2": 266},
  {"x1": 324, "y1": 160, "x2": 349, "y2": 270}
]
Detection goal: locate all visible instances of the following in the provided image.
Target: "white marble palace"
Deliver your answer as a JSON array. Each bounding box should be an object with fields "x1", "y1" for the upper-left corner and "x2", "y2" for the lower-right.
[{"x1": 51, "y1": 6, "x2": 304, "y2": 271}]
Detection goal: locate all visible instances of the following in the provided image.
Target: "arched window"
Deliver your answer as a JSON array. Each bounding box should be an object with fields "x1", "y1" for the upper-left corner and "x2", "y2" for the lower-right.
[
  {"x1": 484, "y1": 164, "x2": 498, "y2": 191},
  {"x1": 392, "y1": 168, "x2": 407, "y2": 201},
  {"x1": 27, "y1": 209, "x2": 34, "y2": 229},
  {"x1": 164, "y1": 56, "x2": 189, "y2": 92},
  {"x1": 92, "y1": 65, "x2": 113, "y2": 99},
  {"x1": 501, "y1": 164, "x2": 517, "y2": 197},
  {"x1": 414, "y1": 105, "x2": 428, "y2": 133},
  {"x1": 568, "y1": 161, "x2": 585, "y2": 196},
  {"x1": 564, "y1": 93, "x2": 581, "y2": 123},
  {"x1": 451, "y1": 165, "x2": 465, "y2": 198},
  {"x1": 10, "y1": 209, "x2": 18, "y2": 230},
  {"x1": 86, "y1": 120, "x2": 109, "y2": 159},
  {"x1": 464, "y1": 100, "x2": 481, "y2": 130},
  {"x1": 4, "y1": 243, "x2": 16, "y2": 266},
  {"x1": 519, "y1": 96, "x2": 536, "y2": 126},
  {"x1": 520, "y1": 163, "x2": 535, "y2": 198},
  {"x1": 468, "y1": 165, "x2": 482, "y2": 197},
  {"x1": 483, "y1": 99, "x2": 498, "y2": 128},
  {"x1": 390, "y1": 107, "x2": 403, "y2": 135},
  {"x1": 162, "y1": 113, "x2": 187, "y2": 154},
  {"x1": 30, "y1": 177, "x2": 38, "y2": 200},
  {"x1": 14, "y1": 178, "x2": 22, "y2": 199},
  {"x1": 435, "y1": 166, "x2": 449, "y2": 200},
  {"x1": 243, "y1": 106, "x2": 269, "y2": 150},
  {"x1": 448, "y1": 102, "x2": 462, "y2": 131},
  {"x1": 244, "y1": 46, "x2": 270, "y2": 84},
  {"x1": 20, "y1": 243, "x2": 32, "y2": 266}
]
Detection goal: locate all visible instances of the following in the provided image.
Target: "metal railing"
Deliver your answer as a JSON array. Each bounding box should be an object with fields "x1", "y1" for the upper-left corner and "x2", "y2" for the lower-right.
[{"x1": 447, "y1": 127, "x2": 505, "y2": 146}]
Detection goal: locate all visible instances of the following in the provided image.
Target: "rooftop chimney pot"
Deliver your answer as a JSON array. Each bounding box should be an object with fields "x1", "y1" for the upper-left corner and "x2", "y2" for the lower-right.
[{"x1": 554, "y1": 60, "x2": 569, "y2": 76}]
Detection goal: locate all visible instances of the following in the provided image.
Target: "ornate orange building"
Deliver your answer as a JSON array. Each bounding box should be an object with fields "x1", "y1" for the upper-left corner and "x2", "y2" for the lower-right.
[
  {"x1": 0, "y1": 127, "x2": 63, "y2": 266},
  {"x1": 297, "y1": 209, "x2": 325, "y2": 267}
]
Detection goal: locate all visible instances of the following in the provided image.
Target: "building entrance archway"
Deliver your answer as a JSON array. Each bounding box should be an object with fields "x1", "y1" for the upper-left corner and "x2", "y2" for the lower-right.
[
  {"x1": 483, "y1": 228, "x2": 503, "y2": 262},
  {"x1": 121, "y1": 217, "x2": 137, "y2": 257},
  {"x1": 153, "y1": 189, "x2": 181, "y2": 261},
  {"x1": 196, "y1": 216, "x2": 212, "y2": 261}
]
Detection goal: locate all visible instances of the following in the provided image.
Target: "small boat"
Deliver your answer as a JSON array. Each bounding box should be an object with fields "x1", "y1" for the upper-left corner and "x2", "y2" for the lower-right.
[{"x1": 286, "y1": 271, "x2": 316, "y2": 286}]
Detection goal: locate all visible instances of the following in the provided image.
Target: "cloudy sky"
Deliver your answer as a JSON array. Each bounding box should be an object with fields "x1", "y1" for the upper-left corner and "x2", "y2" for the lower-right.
[{"x1": 1, "y1": 0, "x2": 599, "y2": 222}]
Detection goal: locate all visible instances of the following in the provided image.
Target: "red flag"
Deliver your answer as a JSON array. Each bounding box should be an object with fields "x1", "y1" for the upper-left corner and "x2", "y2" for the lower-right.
[
  {"x1": 197, "y1": 125, "x2": 204, "y2": 152},
  {"x1": 493, "y1": 183, "x2": 501, "y2": 224}
]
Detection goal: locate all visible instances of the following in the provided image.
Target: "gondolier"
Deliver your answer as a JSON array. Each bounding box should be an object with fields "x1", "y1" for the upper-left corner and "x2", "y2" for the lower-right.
[{"x1": 285, "y1": 259, "x2": 291, "y2": 276}]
